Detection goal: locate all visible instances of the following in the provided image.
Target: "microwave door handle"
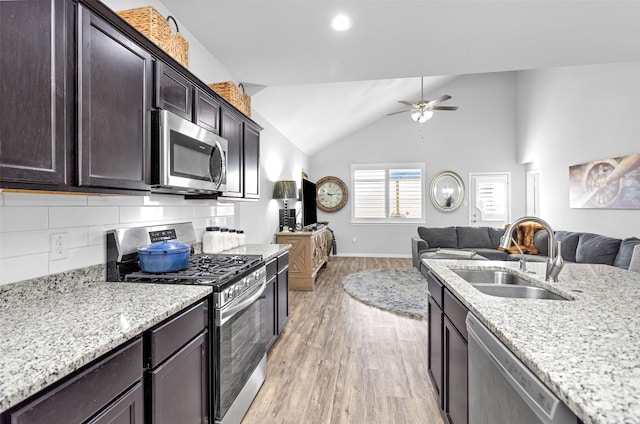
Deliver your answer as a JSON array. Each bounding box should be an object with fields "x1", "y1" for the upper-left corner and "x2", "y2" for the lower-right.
[{"x1": 209, "y1": 142, "x2": 226, "y2": 188}]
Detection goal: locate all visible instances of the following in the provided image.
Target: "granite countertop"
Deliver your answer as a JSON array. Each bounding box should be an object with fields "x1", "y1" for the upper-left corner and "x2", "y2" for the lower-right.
[
  {"x1": 222, "y1": 243, "x2": 290, "y2": 261},
  {"x1": 0, "y1": 282, "x2": 212, "y2": 413},
  {"x1": 423, "y1": 259, "x2": 640, "y2": 424}
]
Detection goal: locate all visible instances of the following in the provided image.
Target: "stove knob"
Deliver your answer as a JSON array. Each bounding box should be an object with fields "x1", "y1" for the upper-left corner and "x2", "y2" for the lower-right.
[{"x1": 226, "y1": 288, "x2": 234, "y2": 301}]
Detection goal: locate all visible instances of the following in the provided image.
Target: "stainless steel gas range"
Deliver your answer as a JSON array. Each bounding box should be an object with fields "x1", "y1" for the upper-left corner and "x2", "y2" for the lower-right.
[{"x1": 106, "y1": 222, "x2": 266, "y2": 424}]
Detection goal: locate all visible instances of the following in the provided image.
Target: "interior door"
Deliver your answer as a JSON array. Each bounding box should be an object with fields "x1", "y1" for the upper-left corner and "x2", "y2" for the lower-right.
[{"x1": 469, "y1": 173, "x2": 510, "y2": 227}]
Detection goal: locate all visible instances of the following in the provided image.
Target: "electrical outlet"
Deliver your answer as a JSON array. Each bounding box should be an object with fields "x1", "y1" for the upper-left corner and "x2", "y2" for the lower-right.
[{"x1": 50, "y1": 233, "x2": 68, "y2": 261}]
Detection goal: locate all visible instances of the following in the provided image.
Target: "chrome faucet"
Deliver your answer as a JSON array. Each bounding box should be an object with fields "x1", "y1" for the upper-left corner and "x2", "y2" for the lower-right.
[
  {"x1": 511, "y1": 236, "x2": 527, "y2": 272},
  {"x1": 499, "y1": 216, "x2": 564, "y2": 282}
]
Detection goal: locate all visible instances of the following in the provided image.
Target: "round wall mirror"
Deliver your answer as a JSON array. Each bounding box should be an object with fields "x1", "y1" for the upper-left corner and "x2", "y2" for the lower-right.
[{"x1": 430, "y1": 171, "x2": 465, "y2": 212}]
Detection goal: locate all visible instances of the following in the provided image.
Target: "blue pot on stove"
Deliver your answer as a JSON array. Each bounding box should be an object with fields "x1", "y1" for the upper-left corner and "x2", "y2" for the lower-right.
[{"x1": 138, "y1": 241, "x2": 191, "y2": 273}]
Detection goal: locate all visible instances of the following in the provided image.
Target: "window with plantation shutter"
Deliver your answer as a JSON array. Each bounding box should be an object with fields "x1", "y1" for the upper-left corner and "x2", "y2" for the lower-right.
[{"x1": 352, "y1": 164, "x2": 424, "y2": 223}]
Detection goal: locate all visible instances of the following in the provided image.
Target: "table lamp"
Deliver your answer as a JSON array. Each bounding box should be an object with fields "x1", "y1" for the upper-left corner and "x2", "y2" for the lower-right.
[{"x1": 273, "y1": 180, "x2": 298, "y2": 232}]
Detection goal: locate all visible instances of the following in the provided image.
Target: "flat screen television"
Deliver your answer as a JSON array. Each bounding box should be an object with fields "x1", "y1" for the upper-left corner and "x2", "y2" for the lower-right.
[{"x1": 301, "y1": 179, "x2": 318, "y2": 229}]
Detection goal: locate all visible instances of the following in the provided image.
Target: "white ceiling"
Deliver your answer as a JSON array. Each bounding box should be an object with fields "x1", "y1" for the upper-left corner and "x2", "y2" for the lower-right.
[{"x1": 160, "y1": 0, "x2": 640, "y2": 155}]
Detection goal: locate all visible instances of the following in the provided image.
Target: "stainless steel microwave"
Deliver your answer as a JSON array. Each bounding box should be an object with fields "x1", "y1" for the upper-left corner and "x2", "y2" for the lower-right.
[{"x1": 151, "y1": 109, "x2": 228, "y2": 194}]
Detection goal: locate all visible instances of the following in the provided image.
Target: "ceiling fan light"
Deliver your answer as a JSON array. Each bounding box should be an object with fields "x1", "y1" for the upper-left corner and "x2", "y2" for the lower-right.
[{"x1": 412, "y1": 110, "x2": 433, "y2": 123}]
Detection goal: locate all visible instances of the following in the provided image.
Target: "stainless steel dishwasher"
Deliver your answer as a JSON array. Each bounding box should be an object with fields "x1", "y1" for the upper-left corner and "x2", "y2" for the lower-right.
[{"x1": 466, "y1": 313, "x2": 577, "y2": 424}]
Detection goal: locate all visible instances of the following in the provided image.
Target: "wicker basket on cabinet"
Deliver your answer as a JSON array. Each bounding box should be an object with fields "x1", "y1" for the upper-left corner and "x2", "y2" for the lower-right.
[
  {"x1": 208, "y1": 82, "x2": 251, "y2": 117},
  {"x1": 117, "y1": 6, "x2": 189, "y2": 68}
]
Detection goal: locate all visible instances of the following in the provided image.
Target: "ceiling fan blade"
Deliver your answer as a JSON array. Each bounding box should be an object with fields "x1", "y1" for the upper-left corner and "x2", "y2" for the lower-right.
[
  {"x1": 387, "y1": 109, "x2": 413, "y2": 116},
  {"x1": 428, "y1": 95, "x2": 452, "y2": 105},
  {"x1": 397, "y1": 100, "x2": 416, "y2": 107},
  {"x1": 432, "y1": 106, "x2": 459, "y2": 111}
]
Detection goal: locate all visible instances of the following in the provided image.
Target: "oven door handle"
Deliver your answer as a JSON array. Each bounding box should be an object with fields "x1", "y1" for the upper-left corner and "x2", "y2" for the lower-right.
[{"x1": 218, "y1": 279, "x2": 266, "y2": 326}]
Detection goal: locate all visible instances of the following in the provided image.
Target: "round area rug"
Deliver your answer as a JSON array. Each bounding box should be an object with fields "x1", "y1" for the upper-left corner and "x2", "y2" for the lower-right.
[{"x1": 342, "y1": 267, "x2": 427, "y2": 318}]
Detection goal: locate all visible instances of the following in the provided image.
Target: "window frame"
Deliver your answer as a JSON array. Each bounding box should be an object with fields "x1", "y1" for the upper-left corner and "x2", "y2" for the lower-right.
[{"x1": 351, "y1": 163, "x2": 426, "y2": 224}]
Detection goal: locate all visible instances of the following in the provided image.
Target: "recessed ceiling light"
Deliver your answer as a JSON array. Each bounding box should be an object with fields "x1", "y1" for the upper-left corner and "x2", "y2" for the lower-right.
[{"x1": 331, "y1": 14, "x2": 352, "y2": 31}]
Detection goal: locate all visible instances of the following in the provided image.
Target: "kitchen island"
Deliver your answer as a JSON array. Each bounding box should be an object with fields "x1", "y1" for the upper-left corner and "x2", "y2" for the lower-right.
[
  {"x1": 424, "y1": 258, "x2": 640, "y2": 424},
  {"x1": 0, "y1": 280, "x2": 212, "y2": 414}
]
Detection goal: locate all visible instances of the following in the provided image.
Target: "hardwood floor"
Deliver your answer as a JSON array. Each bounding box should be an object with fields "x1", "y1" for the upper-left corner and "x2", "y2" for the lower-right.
[{"x1": 242, "y1": 256, "x2": 445, "y2": 424}]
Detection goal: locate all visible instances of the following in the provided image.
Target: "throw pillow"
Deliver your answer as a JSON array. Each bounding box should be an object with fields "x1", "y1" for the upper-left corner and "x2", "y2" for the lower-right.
[
  {"x1": 575, "y1": 233, "x2": 622, "y2": 266},
  {"x1": 417, "y1": 227, "x2": 457, "y2": 248},
  {"x1": 457, "y1": 227, "x2": 491, "y2": 248},
  {"x1": 613, "y1": 237, "x2": 640, "y2": 269}
]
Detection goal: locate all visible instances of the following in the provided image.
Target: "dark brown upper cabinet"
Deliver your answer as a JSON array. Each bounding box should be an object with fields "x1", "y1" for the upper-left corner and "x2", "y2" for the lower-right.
[
  {"x1": 0, "y1": 0, "x2": 74, "y2": 187},
  {"x1": 155, "y1": 61, "x2": 194, "y2": 121},
  {"x1": 195, "y1": 89, "x2": 222, "y2": 135},
  {"x1": 221, "y1": 109, "x2": 244, "y2": 198},
  {"x1": 243, "y1": 122, "x2": 260, "y2": 199},
  {"x1": 77, "y1": 6, "x2": 152, "y2": 191}
]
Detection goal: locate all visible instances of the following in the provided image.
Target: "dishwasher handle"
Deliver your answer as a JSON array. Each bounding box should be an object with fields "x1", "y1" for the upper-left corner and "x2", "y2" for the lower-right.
[{"x1": 466, "y1": 313, "x2": 564, "y2": 424}]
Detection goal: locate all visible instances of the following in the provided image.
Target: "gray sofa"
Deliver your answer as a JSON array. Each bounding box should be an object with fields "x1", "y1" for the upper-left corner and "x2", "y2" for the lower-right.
[{"x1": 411, "y1": 226, "x2": 640, "y2": 270}]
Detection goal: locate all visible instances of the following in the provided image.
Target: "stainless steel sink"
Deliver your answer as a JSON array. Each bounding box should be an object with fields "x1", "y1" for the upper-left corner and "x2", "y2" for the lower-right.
[
  {"x1": 452, "y1": 269, "x2": 532, "y2": 286},
  {"x1": 452, "y1": 269, "x2": 570, "y2": 301},
  {"x1": 472, "y1": 284, "x2": 568, "y2": 300}
]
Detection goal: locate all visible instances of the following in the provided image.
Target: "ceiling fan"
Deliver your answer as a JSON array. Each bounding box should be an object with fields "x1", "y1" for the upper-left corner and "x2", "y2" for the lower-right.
[{"x1": 388, "y1": 77, "x2": 458, "y2": 123}]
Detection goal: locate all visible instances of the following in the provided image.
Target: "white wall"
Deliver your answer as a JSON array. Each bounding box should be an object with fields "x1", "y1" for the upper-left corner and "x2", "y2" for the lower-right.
[
  {"x1": 310, "y1": 72, "x2": 526, "y2": 257},
  {"x1": 102, "y1": 0, "x2": 234, "y2": 84},
  {"x1": 516, "y1": 62, "x2": 640, "y2": 239},
  {"x1": 235, "y1": 111, "x2": 309, "y2": 244}
]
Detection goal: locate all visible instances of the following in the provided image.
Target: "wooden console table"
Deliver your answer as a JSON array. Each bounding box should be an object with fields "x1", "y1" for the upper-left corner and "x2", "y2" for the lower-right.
[{"x1": 276, "y1": 227, "x2": 330, "y2": 290}]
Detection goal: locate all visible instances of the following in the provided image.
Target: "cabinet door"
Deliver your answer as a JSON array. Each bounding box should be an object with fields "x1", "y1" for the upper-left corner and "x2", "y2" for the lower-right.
[
  {"x1": 265, "y1": 275, "x2": 278, "y2": 351},
  {"x1": 195, "y1": 89, "x2": 222, "y2": 135},
  {"x1": 428, "y1": 295, "x2": 443, "y2": 408},
  {"x1": 276, "y1": 267, "x2": 289, "y2": 333},
  {"x1": 78, "y1": 7, "x2": 152, "y2": 191},
  {"x1": 8, "y1": 338, "x2": 142, "y2": 424},
  {"x1": 155, "y1": 61, "x2": 193, "y2": 121},
  {"x1": 220, "y1": 109, "x2": 243, "y2": 197},
  {"x1": 243, "y1": 122, "x2": 260, "y2": 199},
  {"x1": 86, "y1": 382, "x2": 144, "y2": 424},
  {"x1": 151, "y1": 332, "x2": 209, "y2": 424},
  {"x1": 0, "y1": 0, "x2": 73, "y2": 186},
  {"x1": 444, "y1": 317, "x2": 468, "y2": 424}
]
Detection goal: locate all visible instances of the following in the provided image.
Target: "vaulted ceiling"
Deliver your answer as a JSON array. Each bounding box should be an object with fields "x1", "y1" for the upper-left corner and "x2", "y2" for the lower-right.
[{"x1": 160, "y1": 1, "x2": 640, "y2": 154}]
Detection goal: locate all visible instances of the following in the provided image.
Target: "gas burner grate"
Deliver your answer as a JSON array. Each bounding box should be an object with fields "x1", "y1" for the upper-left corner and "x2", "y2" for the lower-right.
[{"x1": 123, "y1": 253, "x2": 263, "y2": 287}]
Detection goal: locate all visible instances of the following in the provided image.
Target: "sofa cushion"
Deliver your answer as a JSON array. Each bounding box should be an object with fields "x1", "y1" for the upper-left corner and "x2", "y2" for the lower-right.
[
  {"x1": 488, "y1": 227, "x2": 506, "y2": 248},
  {"x1": 457, "y1": 227, "x2": 492, "y2": 248},
  {"x1": 613, "y1": 237, "x2": 640, "y2": 269},
  {"x1": 417, "y1": 226, "x2": 457, "y2": 248},
  {"x1": 556, "y1": 231, "x2": 581, "y2": 263},
  {"x1": 575, "y1": 233, "x2": 622, "y2": 266}
]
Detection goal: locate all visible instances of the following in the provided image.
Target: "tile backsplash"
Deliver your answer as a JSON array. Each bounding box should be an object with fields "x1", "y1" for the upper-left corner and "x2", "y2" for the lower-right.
[{"x1": 0, "y1": 191, "x2": 234, "y2": 285}]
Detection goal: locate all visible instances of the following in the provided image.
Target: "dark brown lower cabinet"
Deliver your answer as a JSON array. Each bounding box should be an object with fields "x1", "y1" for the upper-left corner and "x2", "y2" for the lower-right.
[
  {"x1": 444, "y1": 317, "x2": 468, "y2": 424},
  {"x1": 265, "y1": 272, "x2": 278, "y2": 350},
  {"x1": 5, "y1": 338, "x2": 143, "y2": 424},
  {"x1": 426, "y1": 267, "x2": 468, "y2": 424},
  {"x1": 150, "y1": 332, "x2": 208, "y2": 424},
  {"x1": 428, "y1": 295, "x2": 444, "y2": 405},
  {"x1": 87, "y1": 383, "x2": 144, "y2": 424},
  {"x1": 265, "y1": 252, "x2": 290, "y2": 351},
  {"x1": 276, "y1": 261, "x2": 289, "y2": 333},
  {"x1": 1, "y1": 299, "x2": 209, "y2": 424}
]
